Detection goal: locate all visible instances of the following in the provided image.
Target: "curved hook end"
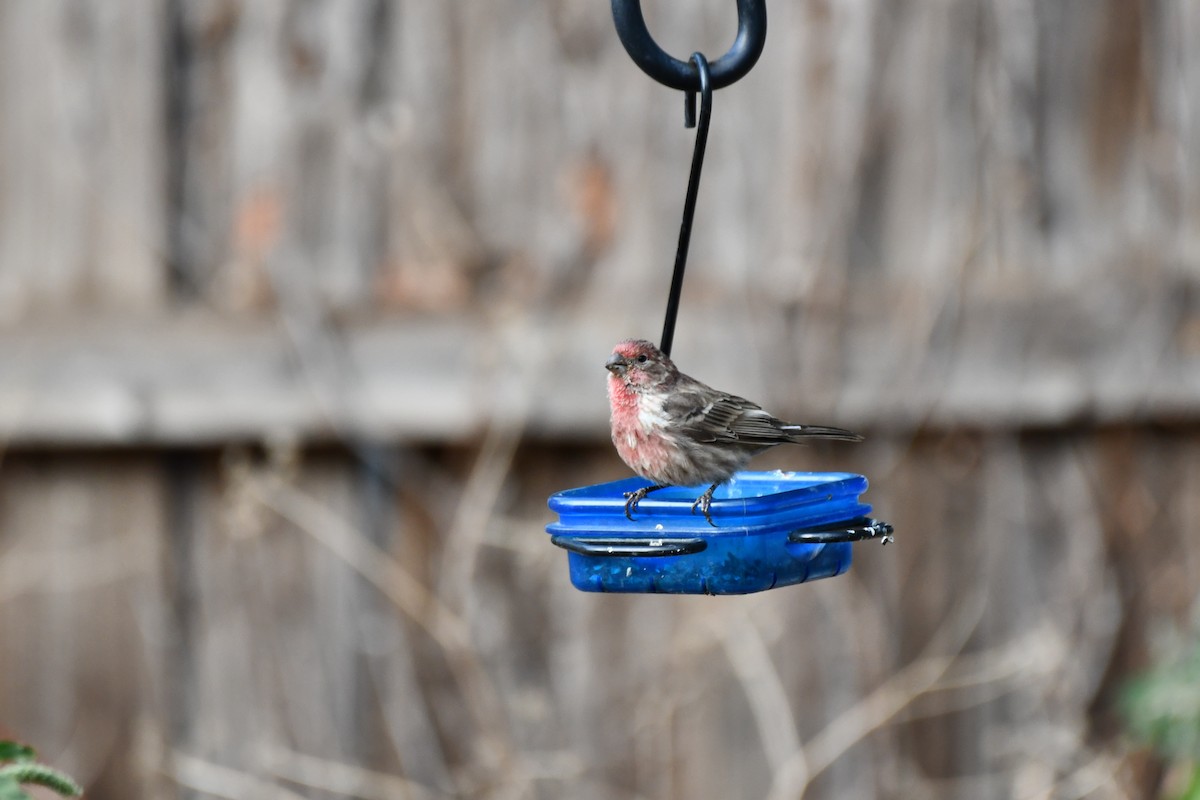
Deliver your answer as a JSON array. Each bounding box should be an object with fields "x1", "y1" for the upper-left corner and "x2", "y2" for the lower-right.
[{"x1": 610, "y1": 0, "x2": 767, "y2": 91}]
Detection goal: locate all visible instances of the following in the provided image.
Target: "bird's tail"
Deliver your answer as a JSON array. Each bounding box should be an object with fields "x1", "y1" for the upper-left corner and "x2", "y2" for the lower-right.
[{"x1": 780, "y1": 424, "x2": 864, "y2": 443}]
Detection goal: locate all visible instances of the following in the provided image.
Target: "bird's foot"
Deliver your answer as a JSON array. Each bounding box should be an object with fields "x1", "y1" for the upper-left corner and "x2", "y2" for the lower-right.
[
  {"x1": 690, "y1": 483, "x2": 721, "y2": 527},
  {"x1": 623, "y1": 484, "x2": 667, "y2": 521}
]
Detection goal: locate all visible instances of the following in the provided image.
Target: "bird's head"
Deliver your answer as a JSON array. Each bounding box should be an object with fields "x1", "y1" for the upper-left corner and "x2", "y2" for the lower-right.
[{"x1": 605, "y1": 339, "x2": 677, "y2": 389}]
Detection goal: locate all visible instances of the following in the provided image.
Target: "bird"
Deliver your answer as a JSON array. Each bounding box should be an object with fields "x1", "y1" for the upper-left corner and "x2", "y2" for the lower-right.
[{"x1": 605, "y1": 338, "x2": 862, "y2": 526}]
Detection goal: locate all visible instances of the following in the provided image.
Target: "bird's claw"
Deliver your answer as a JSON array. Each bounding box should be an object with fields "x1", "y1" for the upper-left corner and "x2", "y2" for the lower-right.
[
  {"x1": 690, "y1": 496, "x2": 716, "y2": 527},
  {"x1": 623, "y1": 487, "x2": 649, "y2": 521},
  {"x1": 623, "y1": 484, "x2": 669, "y2": 521},
  {"x1": 690, "y1": 484, "x2": 720, "y2": 528}
]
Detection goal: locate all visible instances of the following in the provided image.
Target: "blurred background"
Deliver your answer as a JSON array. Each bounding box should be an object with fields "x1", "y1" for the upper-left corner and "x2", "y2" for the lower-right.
[{"x1": 1, "y1": 1, "x2": 1198, "y2": 798}]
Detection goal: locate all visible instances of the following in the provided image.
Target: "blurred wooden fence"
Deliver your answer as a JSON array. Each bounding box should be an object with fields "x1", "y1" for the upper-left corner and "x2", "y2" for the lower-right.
[{"x1": 1, "y1": 1, "x2": 1199, "y2": 799}]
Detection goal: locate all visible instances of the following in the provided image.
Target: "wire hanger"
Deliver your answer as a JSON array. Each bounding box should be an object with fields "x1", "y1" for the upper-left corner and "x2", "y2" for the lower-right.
[{"x1": 609, "y1": 0, "x2": 768, "y2": 357}]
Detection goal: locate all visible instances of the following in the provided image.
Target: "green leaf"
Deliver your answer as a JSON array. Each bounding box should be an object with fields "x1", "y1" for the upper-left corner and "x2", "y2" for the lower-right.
[
  {"x1": 0, "y1": 765, "x2": 81, "y2": 798},
  {"x1": 0, "y1": 744, "x2": 34, "y2": 765},
  {"x1": 1178, "y1": 763, "x2": 1200, "y2": 800},
  {"x1": 0, "y1": 774, "x2": 30, "y2": 800},
  {"x1": 1120, "y1": 644, "x2": 1200, "y2": 761}
]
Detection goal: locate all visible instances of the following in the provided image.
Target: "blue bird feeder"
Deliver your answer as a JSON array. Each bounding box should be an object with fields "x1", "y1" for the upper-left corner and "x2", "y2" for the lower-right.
[{"x1": 547, "y1": 471, "x2": 892, "y2": 595}]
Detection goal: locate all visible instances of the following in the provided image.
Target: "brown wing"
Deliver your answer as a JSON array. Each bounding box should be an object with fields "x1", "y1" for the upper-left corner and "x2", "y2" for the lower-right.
[
  {"x1": 663, "y1": 387, "x2": 791, "y2": 446},
  {"x1": 662, "y1": 379, "x2": 863, "y2": 445}
]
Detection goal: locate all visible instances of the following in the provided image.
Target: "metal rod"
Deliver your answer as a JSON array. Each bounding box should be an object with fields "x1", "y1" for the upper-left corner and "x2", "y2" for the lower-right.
[{"x1": 660, "y1": 54, "x2": 712, "y2": 358}]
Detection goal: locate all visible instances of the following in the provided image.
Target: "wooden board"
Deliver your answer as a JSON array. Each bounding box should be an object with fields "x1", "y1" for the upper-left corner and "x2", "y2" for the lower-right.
[{"x1": 0, "y1": 286, "x2": 1198, "y2": 447}]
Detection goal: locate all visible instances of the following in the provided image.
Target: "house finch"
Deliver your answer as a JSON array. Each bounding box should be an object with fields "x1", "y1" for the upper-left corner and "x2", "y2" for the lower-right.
[{"x1": 606, "y1": 338, "x2": 862, "y2": 526}]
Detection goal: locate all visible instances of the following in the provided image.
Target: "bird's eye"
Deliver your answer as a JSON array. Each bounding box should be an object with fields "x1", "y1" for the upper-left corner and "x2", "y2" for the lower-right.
[{"x1": 636, "y1": 354, "x2": 648, "y2": 364}]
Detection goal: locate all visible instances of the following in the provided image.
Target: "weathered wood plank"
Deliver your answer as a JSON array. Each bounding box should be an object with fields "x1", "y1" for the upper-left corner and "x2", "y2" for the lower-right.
[
  {"x1": 0, "y1": 1, "x2": 165, "y2": 314},
  {"x1": 0, "y1": 454, "x2": 167, "y2": 798},
  {"x1": 0, "y1": 280, "x2": 1197, "y2": 447}
]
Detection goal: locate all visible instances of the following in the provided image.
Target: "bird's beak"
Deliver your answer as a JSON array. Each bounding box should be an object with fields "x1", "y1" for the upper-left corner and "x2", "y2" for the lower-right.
[{"x1": 605, "y1": 353, "x2": 627, "y2": 375}]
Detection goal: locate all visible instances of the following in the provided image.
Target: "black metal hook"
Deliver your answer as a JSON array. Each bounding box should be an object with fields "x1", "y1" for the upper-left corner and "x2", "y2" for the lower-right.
[
  {"x1": 659, "y1": 53, "x2": 712, "y2": 358},
  {"x1": 610, "y1": 0, "x2": 767, "y2": 92}
]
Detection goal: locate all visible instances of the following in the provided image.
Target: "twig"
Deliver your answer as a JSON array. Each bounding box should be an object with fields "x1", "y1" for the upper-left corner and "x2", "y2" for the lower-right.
[
  {"x1": 714, "y1": 610, "x2": 806, "y2": 782},
  {"x1": 251, "y1": 474, "x2": 520, "y2": 785},
  {"x1": 167, "y1": 749, "x2": 310, "y2": 800},
  {"x1": 259, "y1": 743, "x2": 451, "y2": 800},
  {"x1": 766, "y1": 577, "x2": 989, "y2": 800},
  {"x1": 0, "y1": 536, "x2": 157, "y2": 603}
]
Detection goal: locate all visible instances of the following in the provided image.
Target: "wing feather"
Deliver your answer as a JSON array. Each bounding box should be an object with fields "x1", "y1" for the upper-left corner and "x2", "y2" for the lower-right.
[
  {"x1": 661, "y1": 377, "x2": 862, "y2": 445},
  {"x1": 662, "y1": 387, "x2": 788, "y2": 446}
]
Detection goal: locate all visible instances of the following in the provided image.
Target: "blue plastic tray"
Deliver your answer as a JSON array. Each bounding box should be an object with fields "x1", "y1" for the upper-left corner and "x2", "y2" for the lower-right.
[{"x1": 547, "y1": 471, "x2": 887, "y2": 594}]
